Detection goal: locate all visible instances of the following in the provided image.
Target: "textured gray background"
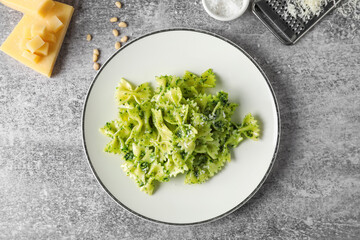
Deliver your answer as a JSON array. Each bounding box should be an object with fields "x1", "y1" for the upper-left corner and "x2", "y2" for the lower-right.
[{"x1": 0, "y1": 0, "x2": 359, "y2": 239}]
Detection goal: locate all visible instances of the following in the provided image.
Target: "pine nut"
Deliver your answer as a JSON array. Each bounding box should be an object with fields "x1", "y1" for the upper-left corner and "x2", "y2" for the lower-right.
[
  {"x1": 110, "y1": 17, "x2": 118, "y2": 23},
  {"x1": 86, "y1": 34, "x2": 92, "y2": 41},
  {"x1": 93, "y1": 62, "x2": 100, "y2": 70},
  {"x1": 115, "y1": 1, "x2": 122, "y2": 8},
  {"x1": 93, "y1": 54, "x2": 98, "y2": 62},
  {"x1": 93, "y1": 49, "x2": 100, "y2": 55},
  {"x1": 115, "y1": 41, "x2": 121, "y2": 49},
  {"x1": 120, "y1": 35, "x2": 128, "y2": 43},
  {"x1": 112, "y1": 29, "x2": 119, "y2": 37},
  {"x1": 118, "y1": 21, "x2": 127, "y2": 28}
]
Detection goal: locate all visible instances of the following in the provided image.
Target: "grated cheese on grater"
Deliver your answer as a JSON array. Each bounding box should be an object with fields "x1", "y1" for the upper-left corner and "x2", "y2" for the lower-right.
[{"x1": 286, "y1": 0, "x2": 332, "y2": 20}]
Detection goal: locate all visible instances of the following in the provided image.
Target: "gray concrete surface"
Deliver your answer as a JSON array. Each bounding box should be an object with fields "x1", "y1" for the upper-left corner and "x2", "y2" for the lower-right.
[{"x1": 0, "y1": 0, "x2": 359, "y2": 239}]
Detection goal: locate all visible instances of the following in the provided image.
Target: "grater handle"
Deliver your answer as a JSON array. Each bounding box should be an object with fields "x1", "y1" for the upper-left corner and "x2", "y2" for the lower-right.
[{"x1": 252, "y1": 1, "x2": 296, "y2": 45}]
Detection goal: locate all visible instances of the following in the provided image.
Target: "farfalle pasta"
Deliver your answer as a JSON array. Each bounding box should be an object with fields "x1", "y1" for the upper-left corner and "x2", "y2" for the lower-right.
[{"x1": 100, "y1": 69, "x2": 260, "y2": 194}]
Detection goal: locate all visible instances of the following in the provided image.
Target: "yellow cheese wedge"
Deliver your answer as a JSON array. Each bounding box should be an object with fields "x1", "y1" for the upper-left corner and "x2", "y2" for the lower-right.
[
  {"x1": 31, "y1": 24, "x2": 46, "y2": 38},
  {"x1": 35, "y1": 42, "x2": 49, "y2": 56},
  {"x1": 26, "y1": 35, "x2": 45, "y2": 53},
  {"x1": 0, "y1": 0, "x2": 55, "y2": 18},
  {"x1": 0, "y1": 2, "x2": 74, "y2": 77},
  {"x1": 46, "y1": 15, "x2": 63, "y2": 33},
  {"x1": 22, "y1": 50, "x2": 40, "y2": 63}
]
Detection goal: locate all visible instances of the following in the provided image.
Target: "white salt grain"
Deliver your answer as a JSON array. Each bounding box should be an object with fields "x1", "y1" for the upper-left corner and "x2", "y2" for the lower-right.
[{"x1": 205, "y1": 0, "x2": 243, "y2": 18}]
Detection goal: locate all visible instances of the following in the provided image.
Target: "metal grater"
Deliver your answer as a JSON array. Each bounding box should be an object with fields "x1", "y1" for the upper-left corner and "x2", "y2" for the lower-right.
[{"x1": 252, "y1": 0, "x2": 342, "y2": 45}]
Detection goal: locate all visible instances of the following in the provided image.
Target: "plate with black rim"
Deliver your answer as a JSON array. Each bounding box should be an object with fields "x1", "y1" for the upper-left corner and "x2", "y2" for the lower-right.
[{"x1": 82, "y1": 29, "x2": 280, "y2": 225}]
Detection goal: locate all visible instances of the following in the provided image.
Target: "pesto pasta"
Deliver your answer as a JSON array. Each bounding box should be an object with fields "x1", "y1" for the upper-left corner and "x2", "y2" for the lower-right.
[{"x1": 100, "y1": 69, "x2": 260, "y2": 195}]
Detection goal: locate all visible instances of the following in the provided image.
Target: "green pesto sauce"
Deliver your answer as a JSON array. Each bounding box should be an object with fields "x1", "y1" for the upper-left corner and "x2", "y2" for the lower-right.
[{"x1": 100, "y1": 69, "x2": 260, "y2": 195}]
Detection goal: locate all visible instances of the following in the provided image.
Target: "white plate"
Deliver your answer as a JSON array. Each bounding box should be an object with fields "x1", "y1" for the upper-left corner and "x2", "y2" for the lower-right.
[{"x1": 82, "y1": 29, "x2": 280, "y2": 225}]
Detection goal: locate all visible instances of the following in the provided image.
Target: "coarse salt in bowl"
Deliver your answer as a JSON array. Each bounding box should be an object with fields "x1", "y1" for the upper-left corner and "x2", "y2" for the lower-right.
[{"x1": 202, "y1": 0, "x2": 250, "y2": 21}]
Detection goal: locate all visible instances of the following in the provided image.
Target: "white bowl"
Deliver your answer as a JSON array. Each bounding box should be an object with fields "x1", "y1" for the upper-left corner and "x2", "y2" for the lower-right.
[{"x1": 202, "y1": 0, "x2": 250, "y2": 21}]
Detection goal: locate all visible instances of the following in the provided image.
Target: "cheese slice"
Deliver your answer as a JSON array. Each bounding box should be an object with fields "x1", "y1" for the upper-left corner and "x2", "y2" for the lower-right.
[
  {"x1": 42, "y1": 32, "x2": 56, "y2": 43},
  {"x1": 46, "y1": 15, "x2": 63, "y2": 33},
  {"x1": 31, "y1": 24, "x2": 46, "y2": 38},
  {"x1": 22, "y1": 50, "x2": 40, "y2": 63},
  {"x1": 0, "y1": 0, "x2": 55, "y2": 18},
  {"x1": 35, "y1": 42, "x2": 49, "y2": 56},
  {"x1": 26, "y1": 35, "x2": 45, "y2": 53},
  {"x1": 0, "y1": 2, "x2": 74, "y2": 77}
]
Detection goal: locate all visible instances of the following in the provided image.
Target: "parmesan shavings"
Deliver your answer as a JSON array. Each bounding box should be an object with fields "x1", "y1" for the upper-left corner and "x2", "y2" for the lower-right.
[{"x1": 286, "y1": 0, "x2": 329, "y2": 20}]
